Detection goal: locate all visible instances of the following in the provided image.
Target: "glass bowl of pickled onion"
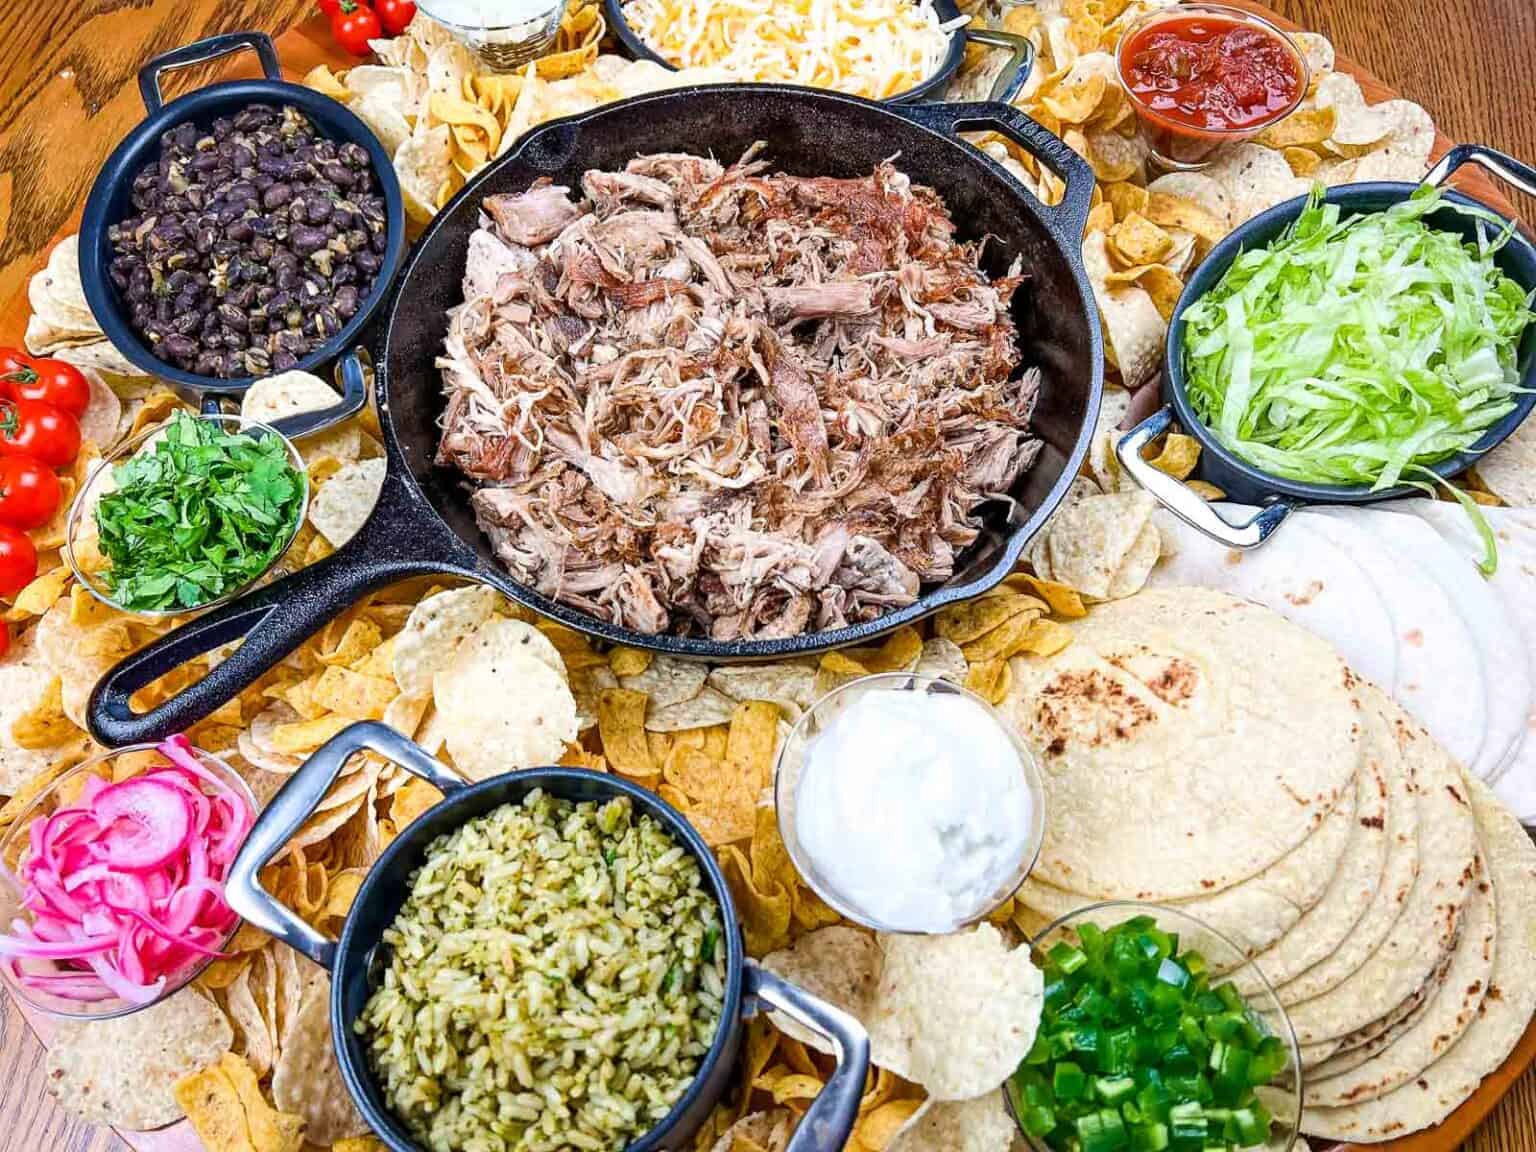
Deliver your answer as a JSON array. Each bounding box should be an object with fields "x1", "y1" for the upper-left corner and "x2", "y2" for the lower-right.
[{"x1": 0, "y1": 737, "x2": 255, "y2": 1019}]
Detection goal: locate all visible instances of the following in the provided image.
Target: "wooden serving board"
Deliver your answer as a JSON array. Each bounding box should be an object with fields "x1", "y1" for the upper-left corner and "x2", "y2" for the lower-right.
[{"x1": 1, "y1": 9, "x2": 1533, "y2": 1152}]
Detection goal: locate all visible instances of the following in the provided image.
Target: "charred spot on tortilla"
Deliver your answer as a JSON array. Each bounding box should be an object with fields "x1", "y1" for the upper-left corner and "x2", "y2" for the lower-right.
[
  {"x1": 435, "y1": 147, "x2": 1038, "y2": 640},
  {"x1": 1033, "y1": 668, "x2": 1157, "y2": 750}
]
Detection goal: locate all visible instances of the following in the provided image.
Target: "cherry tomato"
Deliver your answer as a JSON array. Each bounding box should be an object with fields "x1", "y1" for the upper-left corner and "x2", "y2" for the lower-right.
[
  {"x1": 3, "y1": 357, "x2": 90, "y2": 418},
  {"x1": 0, "y1": 623, "x2": 9, "y2": 660},
  {"x1": 331, "y1": 1, "x2": 383, "y2": 55},
  {"x1": 0, "y1": 400, "x2": 80, "y2": 469},
  {"x1": 375, "y1": 0, "x2": 416, "y2": 35},
  {"x1": 0, "y1": 456, "x2": 61, "y2": 531},
  {"x1": 0, "y1": 348, "x2": 30, "y2": 382},
  {"x1": 317, "y1": 0, "x2": 343, "y2": 14},
  {"x1": 0, "y1": 525, "x2": 37, "y2": 598}
]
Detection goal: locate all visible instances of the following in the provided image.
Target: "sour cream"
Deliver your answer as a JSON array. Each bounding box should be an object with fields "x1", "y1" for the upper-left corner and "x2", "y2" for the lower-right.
[{"x1": 790, "y1": 687, "x2": 1040, "y2": 933}]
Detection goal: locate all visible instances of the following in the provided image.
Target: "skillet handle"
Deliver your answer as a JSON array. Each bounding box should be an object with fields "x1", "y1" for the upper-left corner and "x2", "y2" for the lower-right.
[
  {"x1": 1116, "y1": 407, "x2": 1294, "y2": 549},
  {"x1": 87, "y1": 468, "x2": 477, "y2": 747},
  {"x1": 224, "y1": 722, "x2": 468, "y2": 969},
  {"x1": 895, "y1": 101, "x2": 1095, "y2": 239},
  {"x1": 138, "y1": 31, "x2": 283, "y2": 116},
  {"x1": 267, "y1": 349, "x2": 372, "y2": 441},
  {"x1": 1427, "y1": 144, "x2": 1536, "y2": 200},
  {"x1": 744, "y1": 963, "x2": 870, "y2": 1152},
  {"x1": 958, "y1": 29, "x2": 1036, "y2": 105}
]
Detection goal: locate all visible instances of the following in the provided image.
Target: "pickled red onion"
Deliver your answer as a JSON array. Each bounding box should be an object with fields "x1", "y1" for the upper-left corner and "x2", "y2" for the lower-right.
[{"x1": 0, "y1": 735, "x2": 252, "y2": 1006}]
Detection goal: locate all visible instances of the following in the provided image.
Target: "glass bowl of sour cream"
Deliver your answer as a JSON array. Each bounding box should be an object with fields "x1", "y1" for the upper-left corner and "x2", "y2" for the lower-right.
[{"x1": 774, "y1": 672, "x2": 1046, "y2": 935}]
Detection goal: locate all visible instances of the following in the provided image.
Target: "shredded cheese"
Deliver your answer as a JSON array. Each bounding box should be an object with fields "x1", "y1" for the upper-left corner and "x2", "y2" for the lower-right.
[{"x1": 620, "y1": 0, "x2": 966, "y2": 99}]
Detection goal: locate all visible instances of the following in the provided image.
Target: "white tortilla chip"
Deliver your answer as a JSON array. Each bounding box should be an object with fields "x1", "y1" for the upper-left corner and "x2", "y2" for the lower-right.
[
  {"x1": 308, "y1": 458, "x2": 386, "y2": 547},
  {"x1": 391, "y1": 583, "x2": 499, "y2": 696}
]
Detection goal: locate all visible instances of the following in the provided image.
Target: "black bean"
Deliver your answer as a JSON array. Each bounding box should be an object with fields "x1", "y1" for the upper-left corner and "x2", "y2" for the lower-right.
[
  {"x1": 194, "y1": 351, "x2": 223, "y2": 375},
  {"x1": 163, "y1": 333, "x2": 198, "y2": 362},
  {"x1": 272, "y1": 349, "x2": 298, "y2": 372},
  {"x1": 334, "y1": 285, "x2": 360, "y2": 319},
  {"x1": 304, "y1": 198, "x2": 332, "y2": 226},
  {"x1": 290, "y1": 224, "x2": 327, "y2": 255}
]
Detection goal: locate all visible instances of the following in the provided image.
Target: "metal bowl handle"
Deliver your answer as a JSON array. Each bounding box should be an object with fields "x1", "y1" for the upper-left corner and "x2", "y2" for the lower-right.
[
  {"x1": 1427, "y1": 143, "x2": 1536, "y2": 199},
  {"x1": 896, "y1": 101, "x2": 1095, "y2": 239},
  {"x1": 958, "y1": 29, "x2": 1036, "y2": 104},
  {"x1": 224, "y1": 721, "x2": 468, "y2": 970},
  {"x1": 744, "y1": 964, "x2": 871, "y2": 1152},
  {"x1": 1116, "y1": 407, "x2": 1293, "y2": 548},
  {"x1": 269, "y1": 349, "x2": 371, "y2": 441},
  {"x1": 137, "y1": 31, "x2": 283, "y2": 116}
]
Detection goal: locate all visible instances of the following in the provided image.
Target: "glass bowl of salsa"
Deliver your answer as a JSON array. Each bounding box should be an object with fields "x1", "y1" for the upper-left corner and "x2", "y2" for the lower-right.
[{"x1": 1116, "y1": 4, "x2": 1308, "y2": 171}]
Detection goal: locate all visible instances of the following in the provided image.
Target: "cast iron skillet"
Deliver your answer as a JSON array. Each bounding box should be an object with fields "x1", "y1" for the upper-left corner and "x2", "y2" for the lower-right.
[
  {"x1": 78, "y1": 32, "x2": 408, "y2": 439},
  {"x1": 89, "y1": 85, "x2": 1103, "y2": 747},
  {"x1": 604, "y1": 0, "x2": 1037, "y2": 105},
  {"x1": 1116, "y1": 143, "x2": 1536, "y2": 549},
  {"x1": 224, "y1": 721, "x2": 870, "y2": 1152}
]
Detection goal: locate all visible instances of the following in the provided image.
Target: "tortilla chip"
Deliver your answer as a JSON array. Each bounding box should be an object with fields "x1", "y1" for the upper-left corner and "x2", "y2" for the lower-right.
[
  {"x1": 271, "y1": 980, "x2": 369, "y2": 1144},
  {"x1": 720, "y1": 843, "x2": 793, "y2": 954},
  {"x1": 619, "y1": 653, "x2": 709, "y2": 707},
  {"x1": 434, "y1": 617, "x2": 578, "y2": 779},
  {"x1": 1256, "y1": 106, "x2": 1338, "y2": 150},
  {"x1": 1107, "y1": 213, "x2": 1174, "y2": 265},
  {"x1": 308, "y1": 458, "x2": 385, "y2": 548},
  {"x1": 885, "y1": 1093, "x2": 1015, "y2": 1152},
  {"x1": 597, "y1": 687, "x2": 655, "y2": 778},
  {"x1": 1040, "y1": 490, "x2": 1158, "y2": 600},
  {"x1": 1149, "y1": 432, "x2": 1201, "y2": 480},
  {"x1": 391, "y1": 584, "x2": 499, "y2": 695},
  {"x1": 47, "y1": 988, "x2": 233, "y2": 1129},
  {"x1": 964, "y1": 659, "x2": 1013, "y2": 705},
  {"x1": 609, "y1": 646, "x2": 653, "y2": 677},
  {"x1": 648, "y1": 686, "x2": 740, "y2": 732},
  {"x1": 914, "y1": 637, "x2": 968, "y2": 685}
]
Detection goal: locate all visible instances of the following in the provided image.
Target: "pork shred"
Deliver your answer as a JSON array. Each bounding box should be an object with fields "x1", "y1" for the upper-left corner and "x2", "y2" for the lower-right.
[{"x1": 437, "y1": 146, "x2": 1040, "y2": 640}]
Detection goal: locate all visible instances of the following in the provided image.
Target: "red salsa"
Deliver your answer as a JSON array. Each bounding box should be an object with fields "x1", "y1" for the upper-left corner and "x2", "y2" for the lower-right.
[{"x1": 1120, "y1": 15, "x2": 1304, "y2": 135}]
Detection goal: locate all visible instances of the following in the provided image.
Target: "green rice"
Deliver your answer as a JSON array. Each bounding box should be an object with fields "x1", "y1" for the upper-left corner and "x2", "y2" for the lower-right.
[{"x1": 358, "y1": 790, "x2": 726, "y2": 1152}]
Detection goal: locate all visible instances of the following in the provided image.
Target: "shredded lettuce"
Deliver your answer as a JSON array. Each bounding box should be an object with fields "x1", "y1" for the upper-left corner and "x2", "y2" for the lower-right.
[{"x1": 1183, "y1": 184, "x2": 1534, "y2": 494}]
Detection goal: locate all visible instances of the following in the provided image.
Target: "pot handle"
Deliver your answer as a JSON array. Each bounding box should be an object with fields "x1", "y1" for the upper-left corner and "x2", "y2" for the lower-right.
[
  {"x1": 87, "y1": 467, "x2": 477, "y2": 747},
  {"x1": 1426, "y1": 143, "x2": 1536, "y2": 200},
  {"x1": 1116, "y1": 407, "x2": 1293, "y2": 548},
  {"x1": 744, "y1": 963, "x2": 870, "y2": 1152},
  {"x1": 958, "y1": 29, "x2": 1036, "y2": 104},
  {"x1": 895, "y1": 101, "x2": 1095, "y2": 239},
  {"x1": 197, "y1": 349, "x2": 371, "y2": 439},
  {"x1": 138, "y1": 31, "x2": 283, "y2": 116},
  {"x1": 224, "y1": 721, "x2": 469, "y2": 969}
]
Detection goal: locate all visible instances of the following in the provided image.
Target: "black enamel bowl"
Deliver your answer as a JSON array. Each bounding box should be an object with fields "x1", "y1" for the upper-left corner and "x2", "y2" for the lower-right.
[
  {"x1": 604, "y1": 0, "x2": 1036, "y2": 104},
  {"x1": 77, "y1": 32, "x2": 407, "y2": 439},
  {"x1": 89, "y1": 85, "x2": 1103, "y2": 746},
  {"x1": 224, "y1": 721, "x2": 870, "y2": 1152},
  {"x1": 1116, "y1": 143, "x2": 1536, "y2": 549}
]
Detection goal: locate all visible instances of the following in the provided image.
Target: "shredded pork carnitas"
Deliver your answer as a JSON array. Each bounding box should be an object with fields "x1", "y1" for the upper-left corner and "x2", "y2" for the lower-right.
[{"x1": 437, "y1": 146, "x2": 1040, "y2": 640}]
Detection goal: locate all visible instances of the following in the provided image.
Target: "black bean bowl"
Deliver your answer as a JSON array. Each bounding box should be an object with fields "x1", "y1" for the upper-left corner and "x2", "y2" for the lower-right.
[
  {"x1": 1116, "y1": 143, "x2": 1536, "y2": 550},
  {"x1": 78, "y1": 32, "x2": 406, "y2": 440},
  {"x1": 224, "y1": 721, "x2": 871, "y2": 1152}
]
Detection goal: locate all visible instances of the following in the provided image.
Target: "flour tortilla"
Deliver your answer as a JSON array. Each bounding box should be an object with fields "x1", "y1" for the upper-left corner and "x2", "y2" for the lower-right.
[
  {"x1": 1149, "y1": 507, "x2": 1397, "y2": 692},
  {"x1": 1476, "y1": 406, "x2": 1536, "y2": 507},
  {"x1": 1386, "y1": 503, "x2": 1536, "y2": 820},
  {"x1": 1326, "y1": 508, "x2": 1530, "y2": 783},
  {"x1": 1283, "y1": 710, "x2": 1476, "y2": 1045},
  {"x1": 1307, "y1": 844, "x2": 1496, "y2": 1104},
  {"x1": 1278, "y1": 683, "x2": 1421, "y2": 1005},
  {"x1": 1020, "y1": 758, "x2": 1361, "y2": 959},
  {"x1": 1300, "y1": 776, "x2": 1536, "y2": 1142},
  {"x1": 1303, "y1": 510, "x2": 1486, "y2": 772},
  {"x1": 1238, "y1": 707, "x2": 1392, "y2": 992},
  {"x1": 1006, "y1": 588, "x2": 1361, "y2": 899}
]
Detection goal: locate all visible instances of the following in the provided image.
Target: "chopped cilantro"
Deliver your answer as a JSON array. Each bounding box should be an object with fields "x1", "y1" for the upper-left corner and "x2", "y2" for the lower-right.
[{"x1": 94, "y1": 412, "x2": 304, "y2": 612}]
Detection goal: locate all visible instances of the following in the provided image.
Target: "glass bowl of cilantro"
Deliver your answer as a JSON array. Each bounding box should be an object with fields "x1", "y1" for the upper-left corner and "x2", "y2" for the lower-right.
[
  {"x1": 1011, "y1": 902, "x2": 1301, "y2": 1152},
  {"x1": 65, "y1": 411, "x2": 308, "y2": 617}
]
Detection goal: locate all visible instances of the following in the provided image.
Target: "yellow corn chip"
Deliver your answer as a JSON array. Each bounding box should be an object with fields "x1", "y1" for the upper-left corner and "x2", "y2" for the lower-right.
[
  {"x1": 11, "y1": 566, "x2": 71, "y2": 618},
  {"x1": 174, "y1": 1054, "x2": 305, "y2": 1152},
  {"x1": 1255, "y1": 106, "x2": 1337, "y2": 149},
  {"x1": 312, "y1": 666, "x2": 398, "y2": 720},
  {"x1": 559, "y1": 744, "x2": 609, "y2": 771},
  {"x1": 964, "y1": 659, "x2": 1013, "y2": 705},
  {"x1": 719, "y1": 843, "x2": 792, "y2": 955},
  {"x1": 11, "y1": 677, "x2": 75, "y2": 748},
  {"x1": 597, "y1": 688, "x2": 654, "y2": 777},
  {"x1": 1104, "y1": 181, "x2": 1150, "y2": 222},
  {"x1": 1144, "y1": 193, "x2": 1226, "y2": 247},
  {"x1": 1283, "y1": 146, "x2": 1324, "y2": 177},
  {"x1": 1108, "y1": 213, "x2": 1175, "y2": 266},
  {"x1": 1149, "y1": 433, "x2": 1201, "y2": 480},
  {"x1": 857, "y1": 1100, "x2": 925, "y2": 1152},
  {"x1": 1022, "y1": 617, "x2": 1075, "y2": 658},
  {"x1": 1085, "y1": 202, "x2": 1116, "y2": 234},
  {"x1": 269, "y1": 714, "x2": 355, "y2": 755},
  {"x1": 319, "y1": 619, "x2": 384, "y2": 667},
  {"x1": 1187, "y1": 480, "x2": 1227, "y2": 501},
  {"x1": 1005, "y1": 574, "x2": 1088, "y2": 619},
  {"x1": 935, "y1": 594, "x2": 1041, "y2": 644},
  {"x1": 610, "y1": 646, "x2": 653, "y2": 677},
  {"x1": 726, "y1": 701, "x2": 781, "y2": 790},
  {"x1": 129, "y1": 390, "x2": 185, "y2": 438},
  {"x1": 391, "y1": 777, "x2": 443, "y2": 830}
]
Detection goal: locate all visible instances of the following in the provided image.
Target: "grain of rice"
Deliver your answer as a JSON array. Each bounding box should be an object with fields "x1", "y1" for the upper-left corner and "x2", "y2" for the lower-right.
[{"x1": 358, "y1": 790, "x2": 726, "y2": 1152}]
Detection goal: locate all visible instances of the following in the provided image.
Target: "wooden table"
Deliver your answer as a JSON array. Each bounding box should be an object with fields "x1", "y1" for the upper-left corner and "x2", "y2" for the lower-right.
[{"x1": 0, "y1": 1, "x2": 1534, "y2": 1150}]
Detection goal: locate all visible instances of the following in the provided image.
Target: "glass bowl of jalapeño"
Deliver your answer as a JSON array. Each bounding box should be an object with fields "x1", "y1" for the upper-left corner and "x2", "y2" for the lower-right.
[{"x1": 1009, "y1": 902, "x2": 1300, "y2": 1152}]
